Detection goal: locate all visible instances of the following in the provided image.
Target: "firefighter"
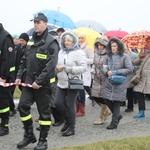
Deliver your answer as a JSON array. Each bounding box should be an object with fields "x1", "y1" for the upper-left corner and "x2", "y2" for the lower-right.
[
  {"x1": 15, "y1": 13, "x2": 59, "y2": 150},
  {"x1": 0, "y1": 23, "x2": 15, "y2": 136}
]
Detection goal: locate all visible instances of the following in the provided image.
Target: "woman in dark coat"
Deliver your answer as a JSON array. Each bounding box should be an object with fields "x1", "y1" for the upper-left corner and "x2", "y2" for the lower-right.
[{"x1": 103, "y1": 38, "x2": 133, "y2": 130}]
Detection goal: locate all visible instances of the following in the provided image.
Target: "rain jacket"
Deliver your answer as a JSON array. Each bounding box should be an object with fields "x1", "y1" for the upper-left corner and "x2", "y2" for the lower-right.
[
  {"x1": 0, "y1": 23, "x2": 15, "y2": 82},
  {"x1": 91, "y1": 46, "x2": 107, "y2": 98},
  {"x1": 17, "y1": 28, "x2": 59, "y2": 89},
  {"x1": 103, "y1": 38, "x2": 133, "y2": 102},
  {"x1": 56, "y1": 31, "x2": 87, "y2": 89},
  {"x1": 80, "y1": 41, "x2": 93, "y2": 86},
  {"x1": 125, "y1": 51, "x2": 138, "y2": 88},
  {"x1": 134, "y1": 53, "x2": 150, "y2": 94}
]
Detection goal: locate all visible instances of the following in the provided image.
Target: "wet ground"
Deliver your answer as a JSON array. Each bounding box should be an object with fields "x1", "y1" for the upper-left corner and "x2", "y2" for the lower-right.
[{"x1": 0, "y1": 98, "x2": 150, "y2": 150}]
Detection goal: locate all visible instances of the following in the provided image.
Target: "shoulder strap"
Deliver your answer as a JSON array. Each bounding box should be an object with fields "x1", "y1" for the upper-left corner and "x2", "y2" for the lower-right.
[{"x1": 64, "y1": 57, "x2": 83, "y2": 80}]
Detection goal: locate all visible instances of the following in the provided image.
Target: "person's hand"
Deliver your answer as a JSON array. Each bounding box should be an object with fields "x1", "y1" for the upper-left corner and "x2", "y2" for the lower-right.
[
  {"x1": 90, "y1": 69, "x2": 95, "y2": 74},
  {"x1": 15, "y1": 79, "x2": 21, "y2": 85},
  {"x1": 107, "y1": 71, "x2": 113, "y2": 76},
  {"x1": 56, "y1": 66, "x2": 64, "y2": 72},
  {"x1": 32, "y1": 82, "x2": 41, "y2": 89},
  {"x1": 139, "y1": 50, "x2": 146, "y2": 59},
  {"x1": 0, "y1": 78, "x2": 6, "y2": 83}
]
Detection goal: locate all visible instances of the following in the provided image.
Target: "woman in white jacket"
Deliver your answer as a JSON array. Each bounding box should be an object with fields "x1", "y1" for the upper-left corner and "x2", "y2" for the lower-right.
[
  {"x1": 76, "y1": 34, "x2": 94, "y2": 117},
  {"x1": 54, "y1": 31, "x2": 87, "y2": 136}
]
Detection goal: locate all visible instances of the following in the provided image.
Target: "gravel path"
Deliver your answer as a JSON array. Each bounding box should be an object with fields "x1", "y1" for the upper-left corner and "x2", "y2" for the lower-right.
[{"x1": 0, "y1": 98, "x2": 150, "y2": 150}]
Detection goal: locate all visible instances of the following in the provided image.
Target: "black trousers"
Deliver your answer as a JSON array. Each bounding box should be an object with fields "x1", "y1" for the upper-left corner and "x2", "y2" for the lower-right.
[
  {"x1": 135, "y1": 92, "x2": 145, "y2": 110},
  {"x1": 0, "y1": 86, "x2": 9, "y2": 120},
  {"x1": 54, "y1": 87, "x2": 78, "y2": 129},
  {"x1": 92, "y1": 97, "x2": 105, "y2": 104},
  {"x1": 126, "y1": 87, "x2": 134, "y2": 109},
  {"x1": 8, "y1": 85, "x2": 16, "y2": 111},
  {"x1": 49, "y1": 81, "x2": 64, "y2": 123},
  {"x1": 18, "y1": 87, "x2": 51, "y2": 128},
  {"x1": 51, "y1": 107, "x2": 64, "y2": 123},
  {"x1": 104, "y1": 99, "x2": 121, "y2": 126}
]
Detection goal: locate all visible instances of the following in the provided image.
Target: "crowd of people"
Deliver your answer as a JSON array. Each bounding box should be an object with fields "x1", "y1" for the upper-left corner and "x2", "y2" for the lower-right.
[{"x1": 0, "y1": 12, "x2": 150, "y2": 150}]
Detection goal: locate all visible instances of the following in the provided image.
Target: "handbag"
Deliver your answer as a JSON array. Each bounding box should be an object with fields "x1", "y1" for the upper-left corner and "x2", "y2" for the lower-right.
[
  {"x1": 68, "y1": 76, "x2": 84, "y2": 90},
  {"x1": 108, "y1": 75, "x2": 126, "y2": 85},
  {"x1": 64, "y1": 57, "x2": 84, "y2": 90},
  {"x1": 108, "y1": 58, "x2": 126, "y2": 85},
  {"x1": 130, "y1": 75, "x2": 140, "y2": 85},
  {"x1": 130, "y1": 53, "x2": 150, "y2": 85}
]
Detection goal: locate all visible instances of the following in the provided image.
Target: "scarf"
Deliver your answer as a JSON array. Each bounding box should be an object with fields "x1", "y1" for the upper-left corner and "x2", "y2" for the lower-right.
[
  {"x1": 97, "y1": 50, "x2": 103, "y2": 55},
  {"x1": 63, "y1": 44, "x2": 80, "y2": 54}
]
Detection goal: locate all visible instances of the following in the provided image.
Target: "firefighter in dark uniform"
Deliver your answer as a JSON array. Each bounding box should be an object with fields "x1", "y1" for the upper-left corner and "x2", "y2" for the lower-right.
[
  {"x1": 15, "y1": 13, "x2": 59, "y2": 150},
  {"x1": 0, "y1": 23, "x2": 15, "y2": 136}
]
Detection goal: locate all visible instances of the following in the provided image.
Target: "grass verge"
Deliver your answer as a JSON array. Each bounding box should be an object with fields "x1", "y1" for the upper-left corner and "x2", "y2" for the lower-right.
[{"x1": 53, "y1": 136, "x2": 150, "y2": 150}]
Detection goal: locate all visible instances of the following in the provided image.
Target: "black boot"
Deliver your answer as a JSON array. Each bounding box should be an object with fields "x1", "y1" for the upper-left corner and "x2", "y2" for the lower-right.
[
  {"x1": 87, "y1": 91, "x2": 96, "y2": 106},
  {"x1": 60, "y1": 123, "x2": 69, "y2": 133},
  {"x1": 118, "y1": 115, "x2": 123, "y2": 123},
  {"x1": 107, "y1": 122, "x2": 117, "y2": 130},
  {"x1": 34, "y1": 127, "x2": 49, "y2": 150},
  {"x1": 0, "y1": 126, "x2": 9, "y2": 136},
  {"x1": 0, "y1": 119, "x2": 9, "y2": 136},
  {"x1": 62, "y1": 127, "x2": 75, "y2": 136},
  {"x1": 17, "y1": 126, "x2": 37, "y2": 149}
]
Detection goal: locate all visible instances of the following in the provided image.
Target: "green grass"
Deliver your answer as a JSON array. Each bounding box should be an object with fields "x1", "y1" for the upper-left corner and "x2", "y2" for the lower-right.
[
  {"x1": 53, "y1": 136, "x2": 150, "y2": 150},
  {"x1": 14, "y1": 86, "x2": 21, "y2": 99}
]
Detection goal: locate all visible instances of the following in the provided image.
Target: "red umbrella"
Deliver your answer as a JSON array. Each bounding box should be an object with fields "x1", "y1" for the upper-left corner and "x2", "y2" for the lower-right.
[{"x1": 104, "y1": 30, "x2": 128, "y2": 39}]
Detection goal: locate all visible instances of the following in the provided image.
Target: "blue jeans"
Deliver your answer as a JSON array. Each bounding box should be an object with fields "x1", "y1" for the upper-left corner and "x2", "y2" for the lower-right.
[{"x1": 79, "y1": 86, "x2": 91, "y2": 104}]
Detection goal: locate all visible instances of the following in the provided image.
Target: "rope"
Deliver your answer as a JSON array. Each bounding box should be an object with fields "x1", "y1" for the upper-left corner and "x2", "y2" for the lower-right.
[{"x1": 0, "y1": 82, "x2": 32, "y2": 88}]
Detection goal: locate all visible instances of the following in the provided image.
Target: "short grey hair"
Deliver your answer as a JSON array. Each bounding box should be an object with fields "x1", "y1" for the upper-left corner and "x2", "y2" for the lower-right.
[{"x1": 63, "y1": 34, "x2": 74, "y2": 42}]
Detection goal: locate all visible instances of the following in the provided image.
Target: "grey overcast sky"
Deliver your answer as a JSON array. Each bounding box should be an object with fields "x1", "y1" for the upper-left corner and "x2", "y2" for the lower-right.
[{"x1": 0, "y1": 0, "x2": 150, "y2": 35}]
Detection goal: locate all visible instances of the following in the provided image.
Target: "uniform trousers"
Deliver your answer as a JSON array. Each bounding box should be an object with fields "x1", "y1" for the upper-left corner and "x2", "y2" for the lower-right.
[{"x1": 18, "y1": 87, "x2": 51, "y2": 128}]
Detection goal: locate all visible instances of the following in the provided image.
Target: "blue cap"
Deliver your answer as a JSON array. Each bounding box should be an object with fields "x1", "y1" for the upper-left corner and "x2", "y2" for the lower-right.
[{"x1": 13, "y1": 34, "x2": 19, "y2": 39}]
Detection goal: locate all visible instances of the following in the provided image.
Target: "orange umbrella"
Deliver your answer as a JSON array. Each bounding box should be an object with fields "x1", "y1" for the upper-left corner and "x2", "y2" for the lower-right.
[
  {"x1": 122, "y1": 30, "x2": 150, "y2": 49},
  {"x1": 104, "y1": 30, "x2": 128, "y2": 39}
]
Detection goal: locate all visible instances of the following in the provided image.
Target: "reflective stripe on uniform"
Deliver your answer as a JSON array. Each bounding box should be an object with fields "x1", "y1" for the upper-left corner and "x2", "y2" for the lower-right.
[
  {"x1": 5, "y1": 124, "x2": 8, "y2": 127},
  {"x1": 0, "y1": 107, "x2": 10, "y2": 113},
  {"x1": 0, "y1": 50, "x2": 1, "y2": 55},
  {"x1": 27, "y1": 41, "x2": 34, "y2": 45},
  {"x1": 38, "y1": 120, "x2": 51, "y2": 126},
  {"x1": 21, "y1": 114, "x2": 32, "y2": 121},
  {"x1": 9, "y1": 66, "x2": 15, "y2": 72},
  {"x1": 50, "y1": 78, "x2": 55, "y2": 83},
  {"x1": 36, "y1": 53, "x2": 47, "y2": 59}
]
